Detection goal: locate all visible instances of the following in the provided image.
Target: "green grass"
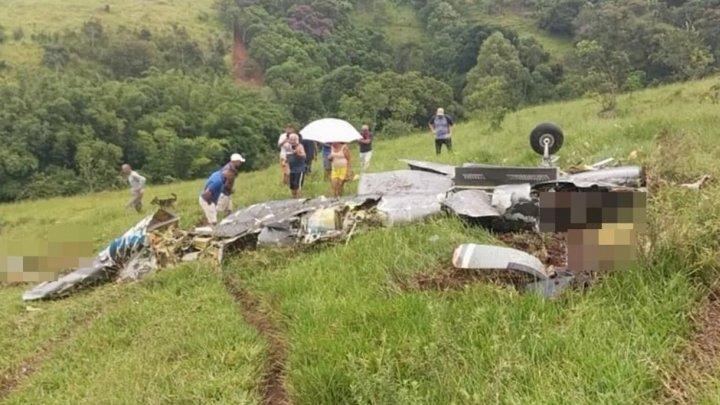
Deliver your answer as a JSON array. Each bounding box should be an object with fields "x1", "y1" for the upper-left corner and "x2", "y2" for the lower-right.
[
  {"x1": 351, "y1": 0, "x2": 428, "y2": 48},
  {"x1": 0, "y1": 0, "x2": 221, "y2": 65},
  {"x1": 466, "y1": 6, "x2": 574, "y2": 59},
  {"x1": 2, "y1": 76, "x2": 720, "y2": 402}
]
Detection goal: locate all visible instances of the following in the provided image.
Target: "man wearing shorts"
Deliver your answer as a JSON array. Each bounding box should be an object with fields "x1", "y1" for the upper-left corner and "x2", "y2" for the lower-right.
[
  {"x1": 284, "y1": 134, "x2": 307, "y2": 198},
  {"x1": 199, "y1": 168, "x2": 235, "y2": 226},
  {"x1": 218, "y1": 153, "x2": 245, "y2": 217},
  {"x1": 428, "y1": 107, "x2": 454, "y2": 155}
]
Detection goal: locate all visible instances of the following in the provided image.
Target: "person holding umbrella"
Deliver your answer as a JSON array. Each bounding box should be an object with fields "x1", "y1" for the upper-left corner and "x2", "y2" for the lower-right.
[
  {"x1": 329, "y1": 142, "x2": 351, "y2": 197},
  {"x1": 299, "y1": 118, "x2": 362, "y2": 196}
]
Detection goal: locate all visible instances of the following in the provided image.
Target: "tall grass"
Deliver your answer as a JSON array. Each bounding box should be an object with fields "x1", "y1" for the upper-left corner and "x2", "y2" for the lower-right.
[{"x1": 1, "y1": 76, "x2": 720, "y2": 402}]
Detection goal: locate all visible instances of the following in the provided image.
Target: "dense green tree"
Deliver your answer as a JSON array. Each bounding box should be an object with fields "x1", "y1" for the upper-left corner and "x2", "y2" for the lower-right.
[{"x1": 464, "y1": 32, "x2": 530, "y2": 112}]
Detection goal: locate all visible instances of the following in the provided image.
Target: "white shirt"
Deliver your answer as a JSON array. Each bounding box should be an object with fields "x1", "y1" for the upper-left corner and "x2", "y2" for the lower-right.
[
  {"x1": 278, "y1": 132, "x2": 290, "y2": 159},
  {"x1": 128, "y1": 171, "x2": 146, "y2": 191}
]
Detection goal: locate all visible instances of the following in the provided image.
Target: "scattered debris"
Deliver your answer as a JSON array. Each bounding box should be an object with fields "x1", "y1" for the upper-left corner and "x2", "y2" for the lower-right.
[
  {"x1": 680, "y1": 175, "x2": 712, "y2": 190},
  {"x1": 22, "y1": 210, "x2": 179, "y2": 301}
]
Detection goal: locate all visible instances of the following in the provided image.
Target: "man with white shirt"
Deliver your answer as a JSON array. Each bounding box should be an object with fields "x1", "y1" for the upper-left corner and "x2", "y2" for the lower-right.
[{"x1": 121, "y1": 164, "x2": 146, "y2": 213}]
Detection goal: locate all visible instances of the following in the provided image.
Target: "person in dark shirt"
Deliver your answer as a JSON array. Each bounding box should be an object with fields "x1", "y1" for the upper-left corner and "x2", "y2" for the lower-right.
[
  {"x1": 358, "y1": 124, "x2": 373, "y2": 170},
  {"x1": 428, "y1": 107, "x2": 454, "y2": 155},
  {"x1": 300, "y1": 136, "x2": 317, "y2": 174},
  {"x1": 322, "y1": 143, "x2": 332, "y2": 181},
  {"x1": 284, "y1": 134, "x2": 307, "y2": 198}
]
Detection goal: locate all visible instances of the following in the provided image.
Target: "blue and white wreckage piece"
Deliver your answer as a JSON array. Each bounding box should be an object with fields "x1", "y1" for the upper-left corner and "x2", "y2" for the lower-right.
[{"x1": 23, "y1": 123, "x2": 647, "y2": 301}]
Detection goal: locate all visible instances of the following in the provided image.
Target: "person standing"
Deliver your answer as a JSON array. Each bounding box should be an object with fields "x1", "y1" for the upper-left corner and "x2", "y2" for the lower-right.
[
  {"x1": 428, "y1": 108, "x2": 454, "y2": 155},
  {"x1": 277, "y1": 124, "x2": 294, "y2": 185},
  {"x1": 218, "y1": 153, "x2": 245, "y2": 217},
  {"x1": 284, "y1": 134, "x2": 307, "y2": 198},
  {"x1": 329, "y1": 142, "x2": 351, "y2": 198},
  {"x1": 300, "y1": 136, "x2": 317, "y2": 175},
  {"x1": 358, "y1": 124, "x2": 373, "y2": 171},
  {"x1": 199, "y1": 168, "x2": 235, "y2": 226},
  {"x1": 121, "y1": 164, "x2": 146, "y2": 213},
  {"x1": 322, "y1": 143, "x2": 332, "y2": 181}
]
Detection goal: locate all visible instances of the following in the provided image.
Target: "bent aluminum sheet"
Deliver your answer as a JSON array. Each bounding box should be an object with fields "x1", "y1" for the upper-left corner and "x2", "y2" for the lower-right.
[
  {"x1": 491, "y1": 184, "x2": 532, "y2": 214},
  {"x1": 358, "y1": 170, "x2": 452, "y2": 196},
  {"x1": 377, "y1": 194, "x2": 445, "y2": 225},
  {"x1": 525, "y1": 271, "x2": 575, "y2": 298},
  {"x1": 565, "y1": 166, "x2": 644, "y2": 188},
  {"x1": 442, "y1": 189, "x2": 499, "y2": 218},
  {"x1": 452, "y1": 244, "x2": 547, "y2": 281},
  {"x1": 400, "y1": 159, "x2": 456, "y2": 177},
  {"x1": 23, "y1": 209, "x2": 178, "y2": 301},
  {"x1": 213, "y1": 195, "x2": 382, "y2": 239}
]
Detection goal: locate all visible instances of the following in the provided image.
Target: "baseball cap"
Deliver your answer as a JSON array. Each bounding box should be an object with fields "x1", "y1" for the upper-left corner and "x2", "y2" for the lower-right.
[
  {"x1": 437, "y1": 108, "x2": 445, "y2": 116},
  {"x1": 231, "y1": 153, "x2": 245, "y2": 162}
]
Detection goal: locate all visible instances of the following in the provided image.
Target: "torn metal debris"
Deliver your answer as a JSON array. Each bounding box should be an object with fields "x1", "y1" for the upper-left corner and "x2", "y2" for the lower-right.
[
  {"x1": 23, "y1": 209, "x2": 179, "y2": 301},
  {"x1": 400, "y1": 159, "x2": 456, "y2": 177}
]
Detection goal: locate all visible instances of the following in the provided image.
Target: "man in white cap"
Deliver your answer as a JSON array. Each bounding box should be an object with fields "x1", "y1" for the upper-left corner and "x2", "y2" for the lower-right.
[
  {"x1": 121, "y1": 164, "x2": 146, "y2": 213},
  {"x1": 218, "y1": 153, "x2": 245, "y2": 217},
  {"x1": 428, "y1": 107, "x2": 455, "y2": 155}
]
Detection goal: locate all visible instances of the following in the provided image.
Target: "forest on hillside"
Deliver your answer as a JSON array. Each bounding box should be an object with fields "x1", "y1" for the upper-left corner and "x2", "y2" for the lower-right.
[{"x1": 0, "y1": 0, "x2": 718, "y2": 201}]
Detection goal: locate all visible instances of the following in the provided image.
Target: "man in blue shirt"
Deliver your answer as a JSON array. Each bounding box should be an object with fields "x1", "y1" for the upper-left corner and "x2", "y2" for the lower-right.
[
  {"x1": 199, "y1": 168, "x2": 235, "y2": 226},
  {"x1": 428, "y1": 107, "x2": 454, "y2": 155}
]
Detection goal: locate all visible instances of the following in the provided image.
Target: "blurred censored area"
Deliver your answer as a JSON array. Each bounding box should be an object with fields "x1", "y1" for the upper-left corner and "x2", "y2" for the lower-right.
[
  {"x1": 539, "y1": 192, "x2": 647, "y2": 272},
  {"x1": 0, "y1": 225, "x2": 93, "y2": 283}
]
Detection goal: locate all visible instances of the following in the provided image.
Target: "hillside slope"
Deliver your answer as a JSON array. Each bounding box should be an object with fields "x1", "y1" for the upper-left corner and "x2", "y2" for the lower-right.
[
  {"x1": 2, "y1": 77, "x2": 720, "y2": 403},
  {"x1": 0, "y1": 0, "x2": 222, "y2": 65}
]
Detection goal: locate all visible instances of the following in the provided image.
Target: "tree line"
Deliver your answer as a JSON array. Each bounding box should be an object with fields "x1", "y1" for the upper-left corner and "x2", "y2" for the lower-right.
[{"x1": 0, "y1": 0, "x2": 718, "y2": 201}]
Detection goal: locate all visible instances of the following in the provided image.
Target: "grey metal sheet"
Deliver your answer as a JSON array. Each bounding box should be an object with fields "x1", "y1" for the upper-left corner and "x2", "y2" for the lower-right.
[
  {"x1": 442, "y1": 189, "x2": 499, "y2": 218},
  {"x1": 358, "y1": 170, "x2": 452, "y2": 196},
  {"x1": 399, "y1": 159, "x2": 456, "y2": 177},
  {"x1": 565, "y1": 166, "x2": 644, "y2": 188},
  {"x1": 376, "y1": 194, "x2": 444, "y2": 225}
]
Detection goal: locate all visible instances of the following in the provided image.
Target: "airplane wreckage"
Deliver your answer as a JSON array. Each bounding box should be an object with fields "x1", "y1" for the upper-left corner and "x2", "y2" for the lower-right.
[{"x1": 24, "y1": 123, "x2": 651, "y2": 301}]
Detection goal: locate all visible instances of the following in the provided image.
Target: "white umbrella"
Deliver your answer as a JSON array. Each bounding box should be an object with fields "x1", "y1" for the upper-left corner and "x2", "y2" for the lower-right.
[{"x1": 299, "y1": 118, "x2": 362, "y2": 144}]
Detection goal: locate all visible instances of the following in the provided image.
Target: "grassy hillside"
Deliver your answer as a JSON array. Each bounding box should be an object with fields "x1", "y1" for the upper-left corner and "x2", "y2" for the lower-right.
[
  {"x1": 0, "y1": 0, "x2": 221, "y2": 65},
  {"x1": 2, "y1": 77, "x2": 720, "y2": 403}
]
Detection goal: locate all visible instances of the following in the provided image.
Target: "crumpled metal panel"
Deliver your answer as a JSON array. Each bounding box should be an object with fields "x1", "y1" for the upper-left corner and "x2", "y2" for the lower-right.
[
  {"x1": 525, "y1": 271, "x2": 575, "y2": 298},
  {"x1": 399, "y1": 159, "x2": 456, "y2": 177},
  {"x1": 564, "y1": 166, "x2": 644, "y2": 188},
  {"x1": 441, "y1": 190, "x2": 499, "y2": 218},
  {"x1": 376, "y1": 194, "x2": 445, "y2": 225},
  {"x1": 21, "y1": 260, "x2": 115, "y2": 301},
  {"x1": 452, "y1": 244, "x2": 547, "y2": 281},
  {"x1": 23, "y1": 209, "x2": 178, "y2": 301},
  {"x1": 358, "y1": 170, "x2": 452, "y2": 196},
  {"x1": 491, "y1": 184, "x2": 532, "y2": 214}
]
